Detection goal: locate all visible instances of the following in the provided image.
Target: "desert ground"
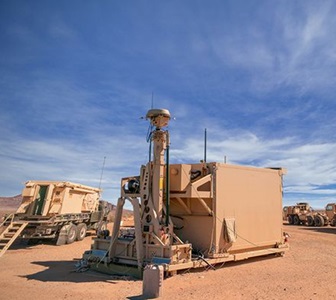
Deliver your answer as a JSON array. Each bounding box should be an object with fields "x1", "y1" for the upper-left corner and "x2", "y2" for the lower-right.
[{"x1": 1, "y1": 223, "x2": 336, "y2": 300}]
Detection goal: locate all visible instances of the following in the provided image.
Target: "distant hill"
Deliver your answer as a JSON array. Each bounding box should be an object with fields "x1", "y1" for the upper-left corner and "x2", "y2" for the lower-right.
[{"x1": 0, "y1": 195, "x2": 22, "y2": 211}]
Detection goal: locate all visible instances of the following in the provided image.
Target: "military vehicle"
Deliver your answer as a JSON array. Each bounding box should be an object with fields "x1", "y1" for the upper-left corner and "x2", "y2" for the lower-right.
[
  {"x1": 0, "y1": 181, "x2": 109, "y2": 257},
  {"x1": 82, "y1": 108, "x2": 288, "y2": 277},
  {"x1": 283, "y1": 202, "x2": 336, "y2": 227},
  {"x1": 312, "y1": 203, "x2": 336, "y2": 227},
  {"x1": 325, "y1": 203, "x2": 336, "y2": 226},
  {"x1": 283, "y1": 202, "x2": 315, "y2": 225}
]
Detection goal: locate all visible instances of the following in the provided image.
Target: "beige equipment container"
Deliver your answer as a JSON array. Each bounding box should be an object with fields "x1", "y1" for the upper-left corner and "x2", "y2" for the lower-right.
[
  {"x1": 83, "y1": 108, "x2": 288, "y2": 277},
  {"x1": 18, "y1": 180, "x2": 101, "y2": 216},
  {"x1": 0, "y1": 181, "x2": 109, "y2": 257}
]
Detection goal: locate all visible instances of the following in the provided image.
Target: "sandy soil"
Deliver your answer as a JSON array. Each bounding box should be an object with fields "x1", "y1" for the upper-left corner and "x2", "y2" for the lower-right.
[{"x1": 1, "y1": 224, "x2": 336, "y2": 300}]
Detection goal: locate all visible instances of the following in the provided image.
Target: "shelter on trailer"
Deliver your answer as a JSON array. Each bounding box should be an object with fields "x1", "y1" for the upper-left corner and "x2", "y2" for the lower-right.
[{"x1": 0, "y1": 181, "x2": 109, "y2": 257}]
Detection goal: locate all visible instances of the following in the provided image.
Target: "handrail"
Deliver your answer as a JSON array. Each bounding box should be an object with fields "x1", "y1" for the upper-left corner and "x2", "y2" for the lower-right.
[{"x1": 0, "y1": 213, "x2": 14, "y2": 228}]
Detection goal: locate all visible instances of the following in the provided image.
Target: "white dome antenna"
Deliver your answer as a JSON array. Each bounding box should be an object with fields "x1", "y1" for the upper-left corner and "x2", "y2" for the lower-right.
[{"x1": 146, "y1": 108, "x2": 171, "y2": 129}]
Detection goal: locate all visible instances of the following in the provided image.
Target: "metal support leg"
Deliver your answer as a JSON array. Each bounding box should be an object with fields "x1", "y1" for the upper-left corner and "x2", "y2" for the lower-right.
[{"x1": 108, "y1": 197, "x2": 125, "y2": 259}]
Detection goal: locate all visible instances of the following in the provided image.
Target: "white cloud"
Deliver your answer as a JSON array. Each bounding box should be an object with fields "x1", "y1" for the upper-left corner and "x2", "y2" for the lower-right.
[
  {"x1": 203, "y1": 1, "x2": 336, "y2": 95},
  {"x1": 170, "y1": 128, "x2": 336, "y2": 208},
  {"x1": 0, "y1": 122, "x2": 150, "y2": 202}
]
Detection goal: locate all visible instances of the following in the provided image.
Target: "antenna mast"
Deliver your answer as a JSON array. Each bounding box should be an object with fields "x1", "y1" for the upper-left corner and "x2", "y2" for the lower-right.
[
  {"x1": 204, "y1": 128, "x2": 207, "y2": 163},
  {"x1": 98, "y1": 156, "x2": 106, "y2": 189}
]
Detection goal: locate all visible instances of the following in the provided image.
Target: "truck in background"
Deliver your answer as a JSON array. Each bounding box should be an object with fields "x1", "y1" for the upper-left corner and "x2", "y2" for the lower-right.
[
  {"x1": 283, "y1": 202, "x2": 336, "y2": 227},
  {"x1": 315, "y1": 203, "x2": 336, "y2": 226},
  {"x1": 0, "y1": 181, "x2": 110, "y2": 257},
  {"x1": 283, "y1": 202, "x2": 314, "y2": 225}
]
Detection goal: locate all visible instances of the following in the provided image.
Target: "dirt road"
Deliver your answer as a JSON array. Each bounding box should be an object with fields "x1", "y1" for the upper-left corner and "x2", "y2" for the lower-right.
[{"x1": 1, "y1": 224, "x2": 336, "y2": 300}]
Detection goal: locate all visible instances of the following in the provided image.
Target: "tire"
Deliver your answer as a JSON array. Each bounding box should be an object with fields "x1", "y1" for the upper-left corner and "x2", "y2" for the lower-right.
[
  {"x1": 287, "y1": 215, "x2": 294, "y2": 225},
  {"x1": 307, "y1": 216, "x2": 314, "y2": 226},
  {"x1": 96, "y1": 221, "x2": 109, "y2": 238},
  {"x1": 331, "y1": 218, "x2": 336, "y2": 227},
  {"x1": 66, "y1": 224, "x2": 77, "y2": 244},
  {"x1": 76, "y1": 223, "x2": 87, "y2": 241},
  {"x1": 293, "y1": 215, "x2": 300, "y2": 225},
  {"x1": 314, "y1": 215, "x2": 324, "y2": 227},
  {"x1": 96, "y1": 221, "x2": 107, "y2": 233}
]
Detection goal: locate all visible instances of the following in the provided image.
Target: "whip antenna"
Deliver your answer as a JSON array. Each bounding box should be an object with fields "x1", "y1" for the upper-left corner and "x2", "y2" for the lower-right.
[
  {"x1": 204, "y1": 128, "x2": 207, "y2": 163},
  {"x1": 98, "y1": 156, "x2": 106, "y2": 189}
]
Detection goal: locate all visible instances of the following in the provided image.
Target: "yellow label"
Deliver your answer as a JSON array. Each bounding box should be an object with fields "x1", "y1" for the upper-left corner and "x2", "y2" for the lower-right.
[{"x1": 159, "y1": 177, "x2": 164, "y2": 190}]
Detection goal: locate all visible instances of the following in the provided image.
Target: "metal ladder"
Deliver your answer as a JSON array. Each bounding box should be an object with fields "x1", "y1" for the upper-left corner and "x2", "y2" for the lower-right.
[{"x1": 0, "y1": 216, "x2": 28, "y2": 258}]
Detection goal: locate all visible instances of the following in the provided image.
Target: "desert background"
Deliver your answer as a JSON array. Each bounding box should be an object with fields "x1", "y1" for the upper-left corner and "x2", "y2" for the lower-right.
[{"x1": 1, "y1": 196, "x2": 336, "y2": 300}]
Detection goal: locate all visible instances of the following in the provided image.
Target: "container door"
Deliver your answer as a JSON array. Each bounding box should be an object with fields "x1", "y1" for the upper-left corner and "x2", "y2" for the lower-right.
[{"x1": 33, "y1": 185, "x2": 48, "y2": 215}]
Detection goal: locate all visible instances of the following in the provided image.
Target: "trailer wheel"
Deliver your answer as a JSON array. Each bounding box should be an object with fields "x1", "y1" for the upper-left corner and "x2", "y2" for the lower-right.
[
  {"x1": 314, "y1": 215, "x2": 324, "y2": 227},
  {"x1": 66, "y1": 224, "x2": 77, "y2": 244},
  {"x1": 76, "y1": 223, "x2": 87, "y2": 241},
  {"x1": 96, "y1": 221, "x2": 107, "y2": 233},
  {"x1": 293, "y1": 215, "x2": 300, "y2": 225},
  {"x1": 287, "y1": 215, "x2": 294, "y2": 225},
  {"x1": 307, "y1": 216, "x2": 314, "y2": 226}
]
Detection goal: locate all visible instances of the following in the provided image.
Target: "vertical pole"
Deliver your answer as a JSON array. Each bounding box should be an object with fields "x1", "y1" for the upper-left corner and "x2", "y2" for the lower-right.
[
  {"x1": 149, "y1": 139, "x2": 152, "y2": 162},
  {"x1": 165, "y1": 132, "x2": 170, "y2": 227},
  {"x1": 152, "y1": 130, "x2": 166, "y2": 219},
  {"x1": 99, "y1": 156, "x2": 106, "y2": 190},
  {"x1": 204, "y1": 128, "x2": 207, "y2": 163}
]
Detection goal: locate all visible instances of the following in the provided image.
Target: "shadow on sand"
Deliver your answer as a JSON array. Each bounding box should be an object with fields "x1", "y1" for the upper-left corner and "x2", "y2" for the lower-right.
[
  {"x1": 283, "y1": 223, "x2": 336, "y2": 234},
  {"x1": 20, "y1": 260, "x2": 148, "y2": 299},
  {"x1": 298, "y1": 226, "x2": 336, "y2": 234},
  {"x1": 7, "y1": 231, "x2": 97, "y2": 251},
  {"x1": 21, "y1": 259, "x2": 139, "y2": 284},
  {"x1": 18, "y1": 248, "x2": 284, "y2": 299}
]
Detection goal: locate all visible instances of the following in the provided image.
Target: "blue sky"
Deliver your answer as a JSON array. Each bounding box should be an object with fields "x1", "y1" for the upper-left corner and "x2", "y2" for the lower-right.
[{"x1": 1, "y1": 1, "x2": 336, "y2": 209}]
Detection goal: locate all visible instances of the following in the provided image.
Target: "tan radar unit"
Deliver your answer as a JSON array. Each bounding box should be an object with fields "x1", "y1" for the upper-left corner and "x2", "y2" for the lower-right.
[{"x1": 84, "y1": 108, "x2": 288, "y2": 277}]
